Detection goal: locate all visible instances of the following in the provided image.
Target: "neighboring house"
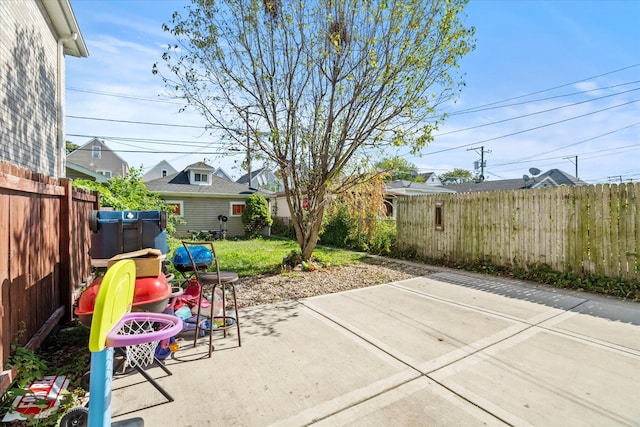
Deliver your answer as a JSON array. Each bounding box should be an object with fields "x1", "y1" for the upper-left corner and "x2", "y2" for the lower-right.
[
  {"x1": 66, "y1": 138, "x2": 129, "y2": 179},
  {"x1": 236, "y1": 167, "x2": 283, "y2": 192},
  {"x1": 418, "y1": 172, "x2": 443, "y2": 185},
  {"x1": 142, "y1": 160, "x2": 177, "y2": 182},
  {"x1": 272, "y1": 192, "x2": 294, "y2": 220},
  {"x1": 384, "y1": 180, "x2": 456, "y2": 217},
  {"x1": 214, "y1": 167, "x2": 233, "y2": 181},
  {"x1": 442, "y1": 169, "x2": 588, "y2": 193},
  {"x1": 0, "y1": 0, "x2": 88, "y2": 178},
  {"x1": 66, "y1": 161, "x2": 109, "y2": 182},
  {"x1": 0, "y1": 0, "x2": 90, "y2": 384},
  {"x1": 146, "y1": 161, "x2": 273, "y2": 238},
  {"x1": 273, "y1": 179, "x2": 453, "y2": 221}
]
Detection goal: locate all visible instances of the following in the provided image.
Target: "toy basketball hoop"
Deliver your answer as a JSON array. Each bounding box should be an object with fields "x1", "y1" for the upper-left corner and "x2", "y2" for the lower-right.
[{"x1": 106, "y1": 312, "x2": 183, "y2": 370}]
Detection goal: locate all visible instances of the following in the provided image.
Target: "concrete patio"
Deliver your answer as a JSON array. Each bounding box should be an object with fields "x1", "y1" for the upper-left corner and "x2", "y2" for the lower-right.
[{"x1": 111, "y1": 271, "x2": 640, "y2": 426}]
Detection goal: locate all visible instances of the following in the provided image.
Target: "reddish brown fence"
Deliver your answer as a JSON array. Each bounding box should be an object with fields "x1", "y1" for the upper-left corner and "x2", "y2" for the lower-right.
[
  {"x1": 0, "y1": 161, "x2": 98, "y2": 371},
  {"x1": 396, "y1": 183, "x2": 640, "y2": 281}
]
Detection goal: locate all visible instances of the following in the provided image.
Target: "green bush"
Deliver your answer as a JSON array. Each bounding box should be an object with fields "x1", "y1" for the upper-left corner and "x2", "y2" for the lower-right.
[
  {"x1": 271, "y1": 216, "x2": 296, "y2": 238},
  {"x1": 319, "y1": 204, "x2": 354, "y2": 247},
  {"x1": 72, "y1": 166, "x2": 183, "y2": 234},
  {"x1": 320, "y1": 206, "x2": 397, "y2": 256},
  {"x1": 282, "y1": 249, "x2": 303, "y2": 268},
  {"x1": 241, "y1": 194, "x2": 273, "y2": 238},
  {"x1": 367, "y1": 220, "x2": 396, "y2": 255}
]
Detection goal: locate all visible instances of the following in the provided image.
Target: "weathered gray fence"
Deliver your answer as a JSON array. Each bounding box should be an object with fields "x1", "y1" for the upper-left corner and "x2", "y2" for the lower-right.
[{"x1": 396, "y1": 183, "x2": 639, "y2": 280}]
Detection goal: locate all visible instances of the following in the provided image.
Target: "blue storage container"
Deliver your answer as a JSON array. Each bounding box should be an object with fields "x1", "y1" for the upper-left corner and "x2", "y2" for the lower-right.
[{"x1": 89, "y1": 210, "x2": 169, "y2": 259}]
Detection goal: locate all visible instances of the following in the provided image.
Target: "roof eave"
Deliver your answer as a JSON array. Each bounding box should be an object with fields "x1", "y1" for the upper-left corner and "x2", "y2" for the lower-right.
[{"x1": 41, "y1": 0, "x2": 89, "y2": 57}]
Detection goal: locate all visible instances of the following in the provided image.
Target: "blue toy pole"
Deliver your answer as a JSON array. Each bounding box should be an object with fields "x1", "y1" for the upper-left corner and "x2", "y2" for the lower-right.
[
  {"x1": 88, "y1": 348, "x2": 114, "y2": 427},
  {"x1": 85, "y1": 260, "x2": 137, "y2": 427}
]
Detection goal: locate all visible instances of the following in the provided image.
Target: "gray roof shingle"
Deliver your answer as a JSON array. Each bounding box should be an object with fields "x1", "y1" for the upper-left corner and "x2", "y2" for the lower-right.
[
  {"x1": 442, "y1": 169, "x2": 588, "y2": 193},
  {"x1": 146, "y1": 170, "x2": 271, "y2": 196}
]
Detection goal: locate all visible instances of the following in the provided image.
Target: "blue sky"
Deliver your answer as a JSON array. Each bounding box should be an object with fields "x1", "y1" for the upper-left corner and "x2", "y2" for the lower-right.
[{"x1": 65, "y1": 0, "x2": 640, "y2": 183}]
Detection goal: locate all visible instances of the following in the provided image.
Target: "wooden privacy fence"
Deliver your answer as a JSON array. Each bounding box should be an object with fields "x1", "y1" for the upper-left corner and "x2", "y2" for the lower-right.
[
  {"x1": 0, "y1": 161, "x2": 98, "y2": 372},
  {"x1": 396, "y1": 183, "x2": 639, "y2": 281}
]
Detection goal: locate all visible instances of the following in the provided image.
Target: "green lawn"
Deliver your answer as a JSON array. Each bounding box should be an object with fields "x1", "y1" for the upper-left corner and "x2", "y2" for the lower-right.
[{"x1": 167, "y1": 238, "x2": 372, "y2": 277}]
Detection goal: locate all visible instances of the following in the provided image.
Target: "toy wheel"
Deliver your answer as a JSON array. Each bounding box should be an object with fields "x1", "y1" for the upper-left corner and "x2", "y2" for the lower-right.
[
  {"x1": 80, "y1": 371, "x2": 91, "y2": 390},
  {"x1": 60, "y1": 406, "x2": 89, "y2": 427},
  {"x1": 89, "y1": 210, "x2": 99, "y2": 232}
]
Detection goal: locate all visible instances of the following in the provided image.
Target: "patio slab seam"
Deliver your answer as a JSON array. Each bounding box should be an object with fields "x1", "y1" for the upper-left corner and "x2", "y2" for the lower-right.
[
  {"x1": 389, "y1": 278, "x2": 640, "y2": 356},
  {"x1": 299, "y1": 292, "x2": 540, "y2": 426}
]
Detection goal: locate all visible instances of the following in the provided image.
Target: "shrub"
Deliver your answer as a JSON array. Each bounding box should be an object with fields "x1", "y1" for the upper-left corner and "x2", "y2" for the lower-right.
[
  {"x1": 241, "y1": 194, "x2": 273, "y2": 238},
  {"x1": 367, "y1": 219, "x2": 396, "y2": 255},
  {"x1": 319, "y1": 204, "x2": 354, "y2": 247},
  {"x1": 282, "y1": 249, "x2": 303, "y2": 268},
  {"x1": 271, "y1": 216, "x2": 295, "y2": 238},
  {"x1": 72, "y1": 166, "x2": 184, "y2": 234}
]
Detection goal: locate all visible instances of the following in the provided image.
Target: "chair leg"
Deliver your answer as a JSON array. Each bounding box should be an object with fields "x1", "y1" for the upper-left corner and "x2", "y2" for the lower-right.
[
  {"x1": 230, "y1": 284, "x2": 241, "y2": 347},
  {"x1": 207, "y1": 285, "x2": 215, "y2": 358},
  {"x1": 192, "y1": 280, "x2": 202, "y2": 350},
  {"x1": 213, "y1": 283, "x2": 241, "y2": 348},
  {"x1": 192, "y1": 281, "x2": 215, "y2": 357}
]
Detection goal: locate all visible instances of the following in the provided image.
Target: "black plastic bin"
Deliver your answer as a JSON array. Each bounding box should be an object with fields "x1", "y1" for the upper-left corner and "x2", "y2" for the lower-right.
[{"x1": 89, "y1": 210, "x2": 169, "y2": 259}]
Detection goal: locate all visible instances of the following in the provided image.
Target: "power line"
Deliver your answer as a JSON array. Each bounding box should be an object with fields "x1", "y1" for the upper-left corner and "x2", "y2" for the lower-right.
[
  {"x1": 489, "y1": 142, "x2": 640, "y2": 174},
  {"x1": 424, "y1": 99, "x2": 640, "y2": 156},
  {"x1": 451, "y1": 63, "x2": 640, "y2": 114},
  {"x1": 436, "y1": 87, "x2": 640, "y2": 137},
  {"x1": 66, "y1": 134, "x2": 225, "y2": 146},
  {"x1": 491, "y1": 122, "x2": 640, "y2": 167},
  {"x1": 67, "y1": 115, "x2": 207, "y2": 130},
  {"x1": 450, "y1": 80, "x2": 640, "y2": 116},
  {"x1": 66, "y1": 86, "x2": 182, "y2": 105},
  {"x1": 69, "y1": 146, "x2": 241, "y2": 155}
]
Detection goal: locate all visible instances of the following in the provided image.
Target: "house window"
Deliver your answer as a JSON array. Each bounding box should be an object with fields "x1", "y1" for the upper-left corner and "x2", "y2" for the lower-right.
[
  {"x1": 230, "y1": 202, "x2": 245, "y2": 216},
  {"x1": 92, "y1": 145, "x2": 101, "y2": 159},
  {"x1": 162, "y1": 169, "x2": 168, "y2": 177},
  {"x1": 435, "y1": 202, "x2": 444, "y2": 231},
  {"x1": 194, "y1": 173, "x2": 208, "y2": 183},
  {"x1": 96, "y1": 170, "x2": 112, "y2": 178},
  {"x1": 165, "y1": 200, "x2": 184, "y2": 217}
]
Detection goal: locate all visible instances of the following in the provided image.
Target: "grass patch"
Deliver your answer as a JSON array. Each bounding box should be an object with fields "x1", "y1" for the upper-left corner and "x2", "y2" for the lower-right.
[{"x1": 166, "y1": 237, "x2": 371, "y2": 277}]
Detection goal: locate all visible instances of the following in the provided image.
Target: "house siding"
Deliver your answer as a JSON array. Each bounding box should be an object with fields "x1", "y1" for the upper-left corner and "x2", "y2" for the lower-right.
[
  {"x1": 142, "y1": 161, "x2": 176, "y2": 182},
  {"x1": 67, "y1": 139, "x2": 129, "y2": 178},
  {"x1": 0, "y1": 1, "x2": 60, "y2": 177},
  {"x1": 172, "y1": 196, "x2": 247, "y2": 237}
]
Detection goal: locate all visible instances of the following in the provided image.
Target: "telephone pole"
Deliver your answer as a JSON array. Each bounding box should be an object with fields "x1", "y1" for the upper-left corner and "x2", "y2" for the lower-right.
[
  {"x1": 467, "y1": 146, "x2": 491, "y2": 182},
  {"x1": 245, "y1": 107, "x2": 252, "y2": 188}
]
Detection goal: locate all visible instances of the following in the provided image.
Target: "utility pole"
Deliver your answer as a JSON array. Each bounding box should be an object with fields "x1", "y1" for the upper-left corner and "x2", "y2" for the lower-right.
[
  {"x1": 245, "y1": 107, "x2": 252, "y2": 188},
  {"x1": 467, "y1": 146, "x2": 491, "y2": 182},
  {"x1": 563, "y1": 155, "x2": 578, "y2": 178}
]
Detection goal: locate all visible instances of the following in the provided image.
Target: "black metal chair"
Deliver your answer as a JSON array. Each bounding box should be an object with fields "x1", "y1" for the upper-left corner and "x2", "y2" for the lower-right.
[{"x1": 181, "y1": 241, "x2": 241, "y2": 357}]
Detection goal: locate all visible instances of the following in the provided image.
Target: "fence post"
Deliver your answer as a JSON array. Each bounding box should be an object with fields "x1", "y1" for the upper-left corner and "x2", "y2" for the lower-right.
[{"x1": 59, "y1": 179, "x2": 73, "y2": 322}]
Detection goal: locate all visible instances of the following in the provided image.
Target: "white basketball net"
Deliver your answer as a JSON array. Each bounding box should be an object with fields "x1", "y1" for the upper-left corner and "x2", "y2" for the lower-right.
[{"x1": 118, "y1": 319, "x2": 161, "y2": 369}]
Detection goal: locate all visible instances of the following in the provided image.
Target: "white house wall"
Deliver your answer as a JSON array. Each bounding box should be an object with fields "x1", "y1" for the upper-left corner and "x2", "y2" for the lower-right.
[{"x1": 0, "y1": 1, "x2": 60, "y2": 177}]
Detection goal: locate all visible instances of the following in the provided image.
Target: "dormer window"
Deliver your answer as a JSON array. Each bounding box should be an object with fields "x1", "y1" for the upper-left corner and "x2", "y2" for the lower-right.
[
  {"x1": 189, "y1": 168, "x2": 212, "y2": 185},
  {"x1": 187, "y1": 163, "x2": 214, "y2": 185}
]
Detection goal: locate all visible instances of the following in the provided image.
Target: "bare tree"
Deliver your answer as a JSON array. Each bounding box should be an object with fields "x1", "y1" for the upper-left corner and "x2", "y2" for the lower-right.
[{"x1": 154, "y1": 0, "x2": 475, "y2": 259}]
